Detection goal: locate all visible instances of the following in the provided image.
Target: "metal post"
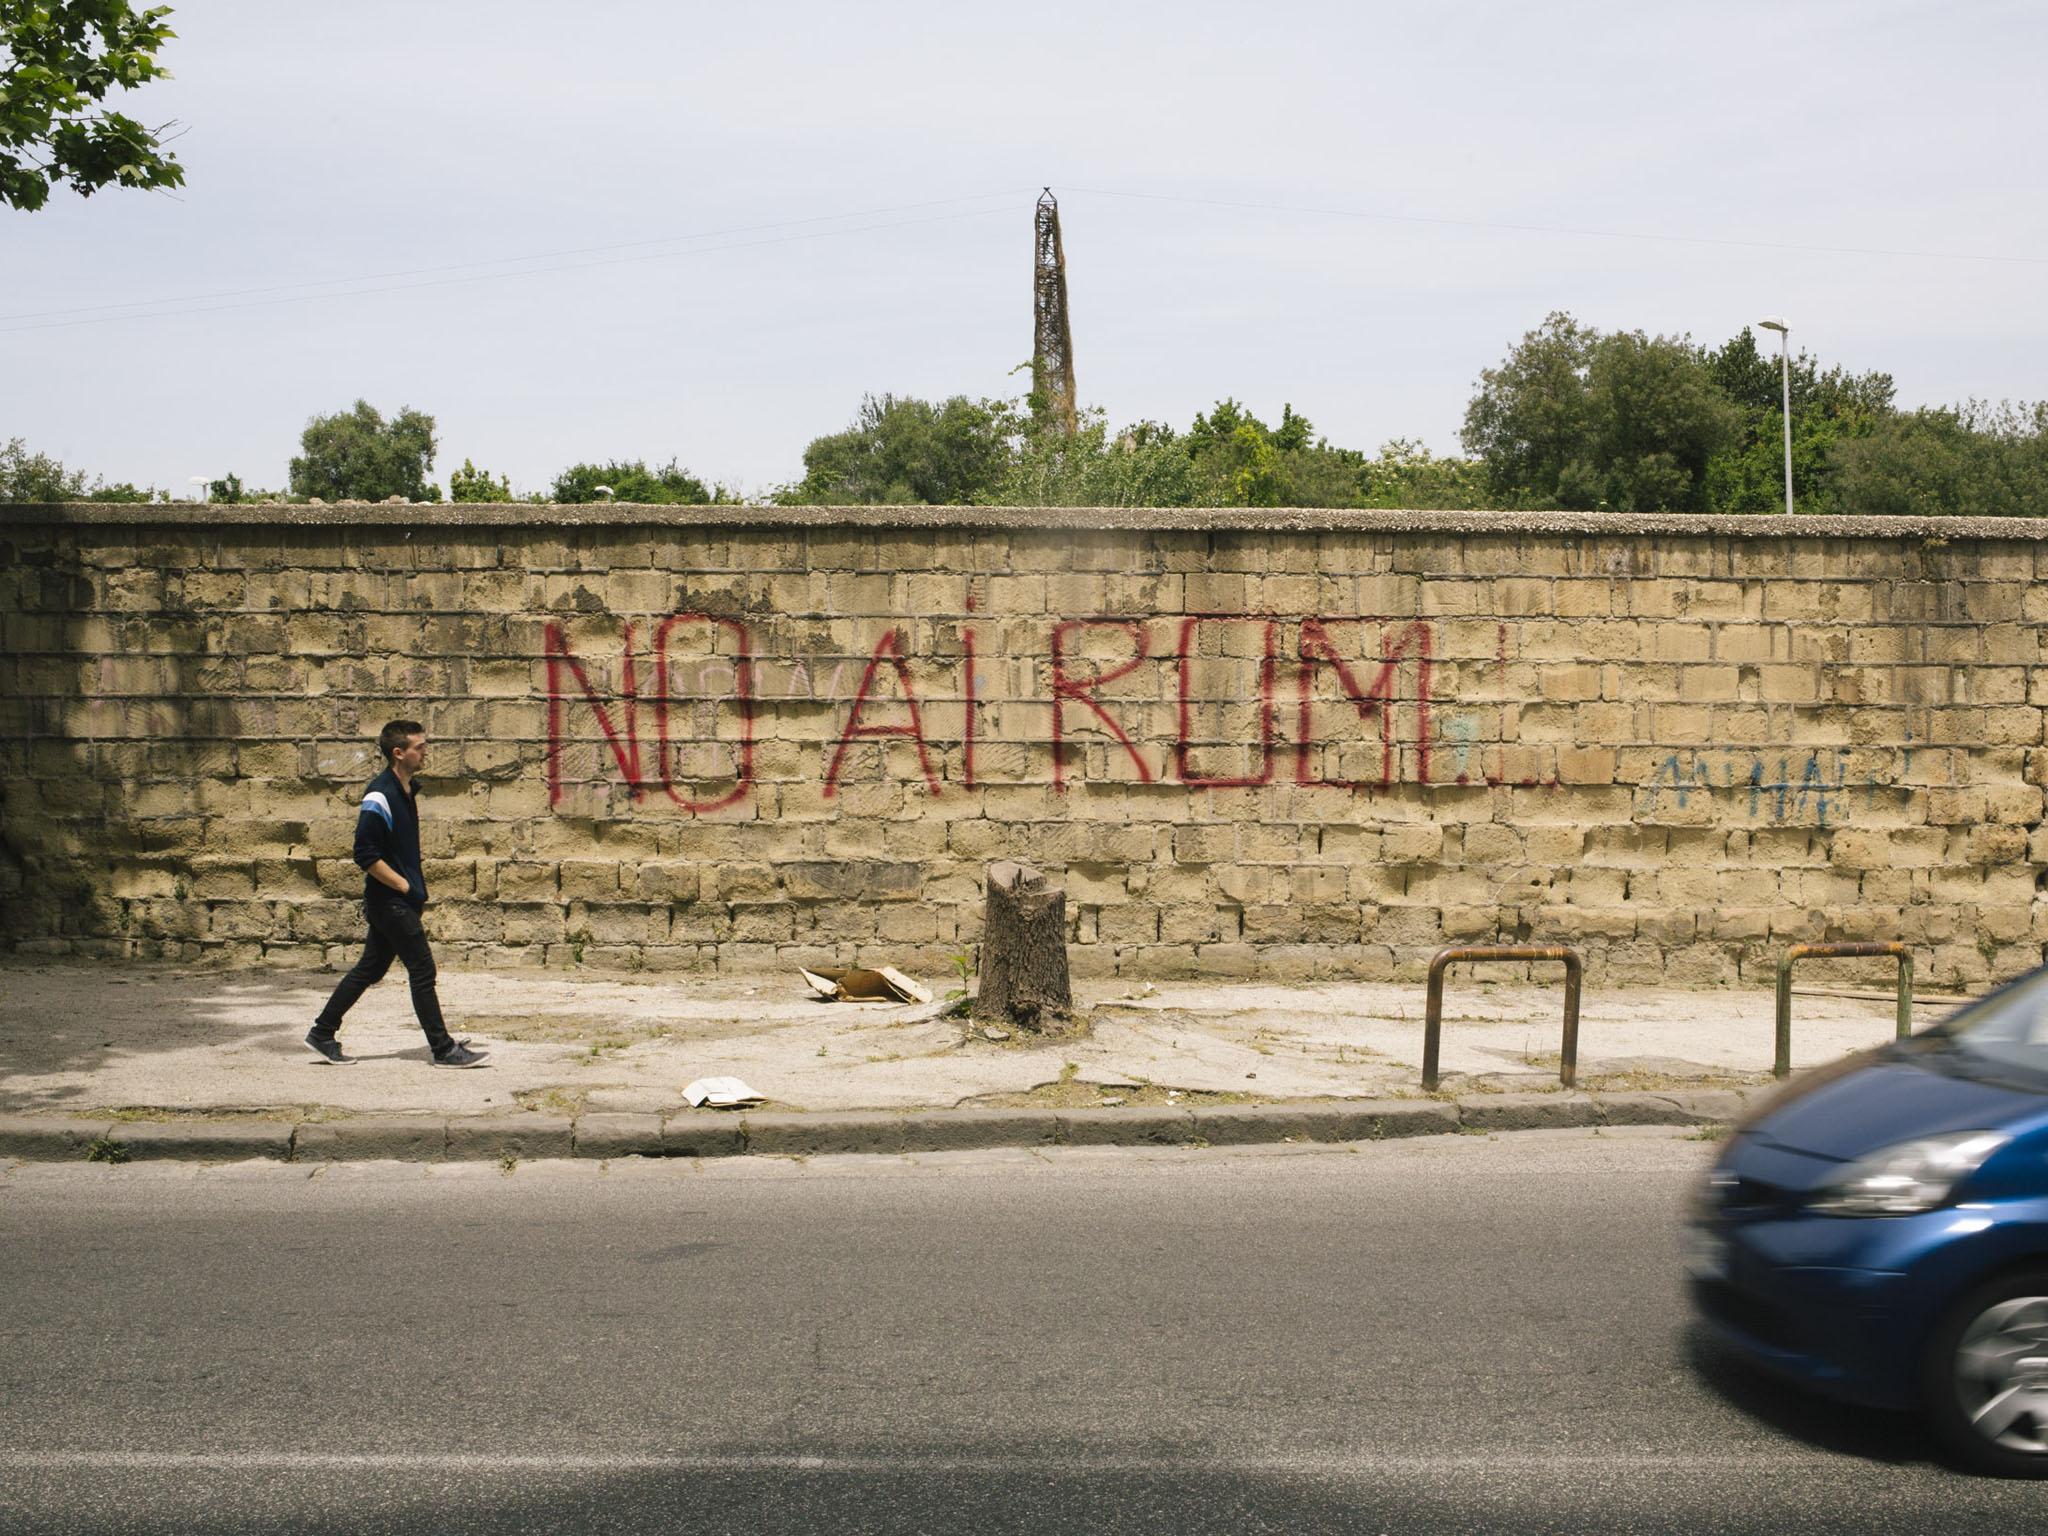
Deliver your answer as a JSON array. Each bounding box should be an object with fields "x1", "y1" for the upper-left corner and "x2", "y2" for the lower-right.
[
  {"x1": 1895, "y1": 950, "x2": 1915, "y2": 1042},
  {"x1": 1561, "y1": 956, "x2": 1582, "y2": 1088},
  {"x1": 1774, "y1": 951, "x2": 1795, "y2": 1081},
  {"x1": 1778, "y1": 325, "x2": 1794, "y2": 517},
  {"x1": 1774, "y1": 942, "x2": 1914, "y2": 1078},
  {"x1": 1423, "y1": 945, "x2": 1584, "y2": 1092}
]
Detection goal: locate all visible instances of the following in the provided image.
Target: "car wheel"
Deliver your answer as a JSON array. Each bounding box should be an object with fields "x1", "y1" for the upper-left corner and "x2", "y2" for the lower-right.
[{"x1": 1923, "y1": 1269, "x2": 2048, "y2": 1477}]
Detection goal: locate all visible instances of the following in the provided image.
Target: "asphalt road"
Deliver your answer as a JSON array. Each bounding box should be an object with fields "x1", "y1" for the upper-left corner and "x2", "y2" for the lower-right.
[{"x1": 4, "y1": 1130, "x2": 2045, "y2": 1534}]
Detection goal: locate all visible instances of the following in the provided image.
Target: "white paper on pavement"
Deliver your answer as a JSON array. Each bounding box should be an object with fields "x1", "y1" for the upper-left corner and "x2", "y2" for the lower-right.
[{"x1": 682, "y1": 1076, "x2": 765, "y2": 1109}]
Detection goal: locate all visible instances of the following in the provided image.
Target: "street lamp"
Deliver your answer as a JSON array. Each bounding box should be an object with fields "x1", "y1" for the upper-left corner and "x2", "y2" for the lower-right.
[
  {"x1": 187, "y1": 475, "x2": 210, "y2": 504},
  {"x1": 1757, "y1": 318, "x2": 1792, "y2": 516}
]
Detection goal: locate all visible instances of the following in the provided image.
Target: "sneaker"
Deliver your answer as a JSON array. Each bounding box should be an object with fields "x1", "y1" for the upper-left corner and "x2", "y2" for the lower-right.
[
  {"x1": 432, "y1": 1043, "x2": 489, "y2": 1069},
  {"x1": 305, "y1": 1029, "x2": 355, "y2": 1065}
]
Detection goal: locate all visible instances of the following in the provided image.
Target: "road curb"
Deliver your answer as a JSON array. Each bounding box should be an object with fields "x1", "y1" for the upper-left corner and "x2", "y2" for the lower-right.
[
  {"x1": 445, "y1": 1113, "x2": 574, "y2": 1162},
  {"x1": 0, "y1": 1087, "x2": 1763, "y2": 1165},
  {"x1": 572, "y1": 1112, "x2": 663, "y2": 1159},
  {"x1": 1191, "y1": 1100, "x2": 1460, "y2": 1145},
  {"x1": 292, "y1": 1116, "x2": 448, "y2": 1162},
  {"x1": 0, "y1": 1116, "x2": 116, "y2": 1161},
  {"x1": 115, "y1": 1121, "x2": 293, "y2": 1161},
  {"x1": 1460, "y1": 1091, "x2": 1603, "y2": 1133}
]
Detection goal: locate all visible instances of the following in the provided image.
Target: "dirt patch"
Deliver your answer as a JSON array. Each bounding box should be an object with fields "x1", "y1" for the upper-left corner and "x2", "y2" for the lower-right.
[
  {"x1": 961, "y1": 1016, "x2": 1095, "y2": 1046},
  {"x1": 465, "y1": 1011, "x2": 809, "y2": 1049},
  {"x1": 512, "y1": 1085, "x2": 596, "y2": 1118},
  {"x1": 90, "y1": 1103, "x2": 354, "y2": 1123},
  {"x1": 971, "y1": 1080, "x2": 1257, "y2": 1109},
  {"x1": 1517, "y1": 1052, "x2": 1772, "y2": 1092},
  {"x1": 1573, "y1": 1067, "x2": 1774, "y2": 1093},
  {"x1": 463, "y1": 1014, "x2": 675, "y2": 1048},
  {"x1": 1431, "y1": 1074, "x2": 1553, "y2": 1096}
]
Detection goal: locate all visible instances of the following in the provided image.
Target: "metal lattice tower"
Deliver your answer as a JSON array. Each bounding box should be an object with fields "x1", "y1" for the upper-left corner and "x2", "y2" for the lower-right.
[{"x1": 1031, "y1": 189, "x2": 1078, "y2": 436}]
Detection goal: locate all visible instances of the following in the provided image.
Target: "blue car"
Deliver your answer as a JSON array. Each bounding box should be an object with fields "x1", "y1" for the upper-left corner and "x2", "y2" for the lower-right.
[{"x1": 1689, "y1": 964, "x2": 2048, "y2": 1476}]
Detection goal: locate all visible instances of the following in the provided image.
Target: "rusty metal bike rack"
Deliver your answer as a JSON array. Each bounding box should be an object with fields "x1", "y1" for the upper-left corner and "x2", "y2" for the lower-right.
[
  {"x1": 1774, "y1": 942, "x2": 1914, "y2": 1079},
  {"x1": 1423, "y1": 945, "x2": 1584, "y2": 1092}
]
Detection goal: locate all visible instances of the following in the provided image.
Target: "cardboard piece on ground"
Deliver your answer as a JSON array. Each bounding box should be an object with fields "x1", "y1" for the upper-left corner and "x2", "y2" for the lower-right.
[
  {"x1": 796, "y1": 966, "x2": 933, "y2": 1005},
  {"x1": 682, "y1": 1076, "x2": 765, "y2": 1109}
]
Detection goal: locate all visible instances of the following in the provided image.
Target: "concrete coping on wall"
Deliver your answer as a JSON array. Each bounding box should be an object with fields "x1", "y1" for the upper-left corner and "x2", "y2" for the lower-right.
[{"x1": 5, "y1": 502, "x2": 2047, "y2": 542}]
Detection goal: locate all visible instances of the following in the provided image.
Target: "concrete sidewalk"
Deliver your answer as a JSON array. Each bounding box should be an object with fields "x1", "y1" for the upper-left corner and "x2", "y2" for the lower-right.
[{"x1": 0, "y1": 958, "x2": 1952, "y2": 1164}]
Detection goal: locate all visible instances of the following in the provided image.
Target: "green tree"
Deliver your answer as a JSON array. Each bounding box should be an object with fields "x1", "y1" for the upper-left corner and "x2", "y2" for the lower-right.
[
  {"x1": 203, "y1": 473, "x2": 290, "y2": 502},
  {"x1": 1355, "y1": 439, "x2": 1491, "y2": 509},
  {"x1": 0, "y1": 436, "x2": 84, "y2": 499},
  {"x1": 288, "y1": 400, "x2": 440, "y2": 502},
  {"x1": 1831, "y1": 400, "x2": 2048, "y2": 518},
  {"x1": 1463, "y1": 312, "x2": 1736, "y2": 511},
  {"x1": 1181, "y1": 400, "x2": 1369, "y2": 508},
  {"x1": 1, "y1": 0, "x2": 185, "y2": 211},
  {"x1": 549, "y1": 458, "x2": 716, "y2": 504},
  {"x1": 0, "y1": 437, "x2": 161, "y2": 500},
  {"x1": 1702, "y1": 327, "x2": 1894, "y2": 513},
  {"x1": 1460, "y1": 313, "x2": 1595, "y2": 507},
  {"x1": 990, "y1": 410, "x2": 1201, "y2": 507},
  {"x1": 1191, "y1": 402, "x2": 1284, "y2": 504},
  {"x1": 449, "y1": 458, "x2": 511, "y2": 502},
  {"x1": 82, "y1": 477, "x2": 153, "y2": 501},
  {"x1": 1219, "y1": 418, "x2": 1287, "y2": 506},
  {"x1": 784, "y1": 393, "x2": 1015, "y2": 505},
  {"x1": 1580, "y1": 329, "x2": 1738, "y2": 511}
]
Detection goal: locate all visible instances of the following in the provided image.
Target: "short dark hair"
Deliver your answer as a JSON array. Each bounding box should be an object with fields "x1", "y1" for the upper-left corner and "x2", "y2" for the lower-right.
[{"x1": 378, "y1": 719, "x2": 425, "y2": 763}]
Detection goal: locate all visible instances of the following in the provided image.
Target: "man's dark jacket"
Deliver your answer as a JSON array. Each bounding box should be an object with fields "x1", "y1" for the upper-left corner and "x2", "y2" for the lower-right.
[{"x1": 352, "y1": 766, "x2": 428, "y2": 908}]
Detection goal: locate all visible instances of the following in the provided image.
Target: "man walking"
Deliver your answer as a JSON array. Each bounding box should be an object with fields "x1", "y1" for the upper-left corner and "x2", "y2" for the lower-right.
[{"x1": 306, "y1": 720, "x2": 486, "y2": 1068}]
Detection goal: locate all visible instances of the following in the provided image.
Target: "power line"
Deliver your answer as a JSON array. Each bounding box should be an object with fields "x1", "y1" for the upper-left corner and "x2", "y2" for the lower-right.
[
  {"x1": 1062, "y1": 185, "x2": 2048, "y2": 269},
  {"x1": 16, "y1": 179, "x2": 2038, "y2": 341},
  {"x1": 0, "y1": 204, "x2": 1023, "y2": 335},
  {"x1": 0, "y1": 188, "x2": 1035, "y2": 324}
]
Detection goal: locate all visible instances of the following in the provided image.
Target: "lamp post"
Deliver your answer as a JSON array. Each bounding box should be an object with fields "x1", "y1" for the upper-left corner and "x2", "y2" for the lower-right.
[{"x1": 1757, "y1": 318, "x2": 1792, "y2": 515}]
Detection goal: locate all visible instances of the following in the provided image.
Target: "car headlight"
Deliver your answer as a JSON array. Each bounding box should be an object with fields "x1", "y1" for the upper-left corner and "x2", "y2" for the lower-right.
[
  {"x1": 1690, "y1": 1165, "x2": 1738, "y2": 1221},
  {"x1": 1809, "y1": 1132, "x2": 2009, "y2": 1216}
]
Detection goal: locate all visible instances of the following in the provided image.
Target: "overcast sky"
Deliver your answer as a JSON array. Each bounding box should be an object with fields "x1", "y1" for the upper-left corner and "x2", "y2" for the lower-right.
[{"x1": 5, "y1": 0, "x2": 2045, "y2": 498}]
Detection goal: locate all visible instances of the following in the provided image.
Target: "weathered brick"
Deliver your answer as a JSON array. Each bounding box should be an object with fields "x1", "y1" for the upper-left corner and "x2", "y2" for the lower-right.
[{"x1": 0, "y1": 512, "x2": 2039, "y2": 993}]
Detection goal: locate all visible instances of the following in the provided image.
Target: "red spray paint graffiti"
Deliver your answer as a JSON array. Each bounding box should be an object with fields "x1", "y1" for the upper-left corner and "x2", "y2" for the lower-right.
[
  {"x1": 545, "y1": 621, "x2": 644, "y2": 803},
  {"x1": 545, "y1": 611, "x2": 1451, "y2": 807},
  {"x1": 545, "y1": 616, "x2": 756, "y2": 808},
  {"x1": 822, "y1": 628, "x2": 942, "y2": 798},
  {"x1": 1050, "y1": 618, "x2": 1154, "y2": 790},
  {"x1": 1295, "y1": 618, "x2": 1432, "y2": 791},
  {"x1": 652, "y1": 613, "x2": 756, "y2": 812}
]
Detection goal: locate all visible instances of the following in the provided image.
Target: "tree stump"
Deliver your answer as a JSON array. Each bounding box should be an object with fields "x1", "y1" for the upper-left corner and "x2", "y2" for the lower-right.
[{"x1": 972, "y1": 860, "x2": 1073, "y2": 1032}]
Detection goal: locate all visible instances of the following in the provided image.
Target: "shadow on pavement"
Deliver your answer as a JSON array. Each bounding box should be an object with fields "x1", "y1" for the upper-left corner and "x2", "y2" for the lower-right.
[
  {"x1": 0, "y1": 961, "x2": 334, "y2": 1112},
  {"x1": 1, "y1": 1464, "x2": 1463, "y2": 1536},
  {"x1": 5, "y1": 1446, "x2": 2028, "y2": 1536},
  {"x1": 1682, "y1": 1321, "x2": 1932, "y2": 1468}
]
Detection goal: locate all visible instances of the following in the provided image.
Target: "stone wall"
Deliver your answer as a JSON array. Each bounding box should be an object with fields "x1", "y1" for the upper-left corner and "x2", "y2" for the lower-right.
[{"x1": 3, "y1": 503, "x2": 2045, "y2": 988}]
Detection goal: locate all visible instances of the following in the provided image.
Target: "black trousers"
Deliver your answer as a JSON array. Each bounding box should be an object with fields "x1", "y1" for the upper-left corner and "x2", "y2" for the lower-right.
[{"x1": 312, "y1": 892, "x2": 454, "y2": 1054}]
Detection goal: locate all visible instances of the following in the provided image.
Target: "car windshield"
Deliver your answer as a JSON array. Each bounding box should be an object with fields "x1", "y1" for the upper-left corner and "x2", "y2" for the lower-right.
[{"x1": 1937, "y1": 967, "x2": 2048, "y2": 1076}]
